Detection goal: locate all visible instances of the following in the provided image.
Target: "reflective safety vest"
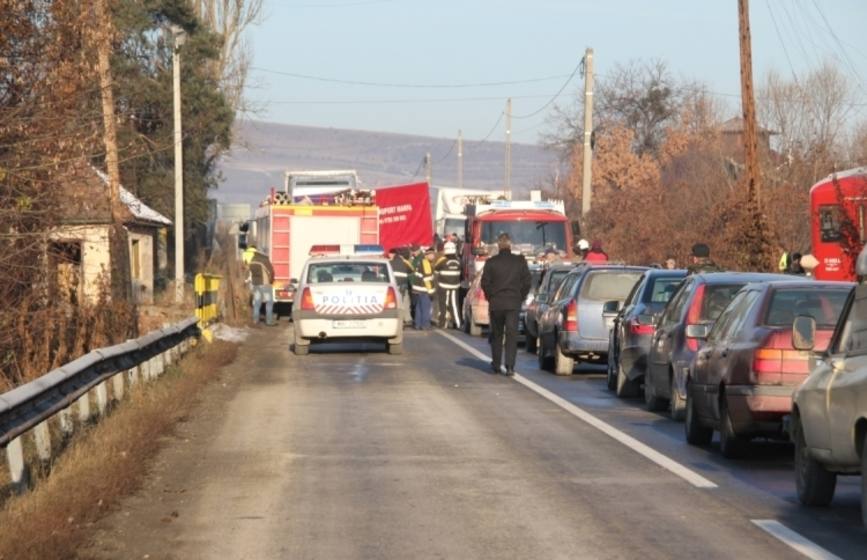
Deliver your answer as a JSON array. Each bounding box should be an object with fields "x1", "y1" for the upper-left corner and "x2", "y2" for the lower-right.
[
  {"x1": 411, "y1": 258, "x2": 435, "y2": 294},
  {"x1": 435, "y1": 256, "x2": 461, "y2": 290},
  {"x1": 390, "y1": 255, "x2": 414, "y2": 289}
]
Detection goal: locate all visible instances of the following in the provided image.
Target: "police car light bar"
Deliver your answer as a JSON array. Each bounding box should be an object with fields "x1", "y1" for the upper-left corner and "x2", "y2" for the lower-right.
[
  {"x1": 308, "y1": 244, "x2": 385, "y2": 256},
  {"x1": 309, "y1": 244, "x2": 341, "y2": 256}
]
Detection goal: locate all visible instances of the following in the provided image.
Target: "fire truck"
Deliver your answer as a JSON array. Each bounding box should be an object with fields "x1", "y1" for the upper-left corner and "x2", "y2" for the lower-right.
[
  {"x1": 253, "y1": 188, "x2": 379, "y2": 313},
  {"x1": 810, "y1": 167, "x2": 867, "y2": 281},
  {"x1": 462, "y1": 194, "x2": 577, "y2": 288}
]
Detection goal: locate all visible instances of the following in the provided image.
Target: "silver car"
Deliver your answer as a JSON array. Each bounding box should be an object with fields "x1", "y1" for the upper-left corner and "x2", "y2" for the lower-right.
[
  {"x1": 537, "y1": 265, "x2": 647, "y2": 375},
  {"x1": 790, "y1": 249, "x2": 867, "y2": 526}
]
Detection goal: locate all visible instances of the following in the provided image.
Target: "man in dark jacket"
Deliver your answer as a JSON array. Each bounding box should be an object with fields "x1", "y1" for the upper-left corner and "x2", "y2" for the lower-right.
[
  {"x1": 687, "y1": 243, "x2": 722, "y2": 274},
  {"x1": 481, "y1": 233, "x2": 532, "y2": 376},
  {"x1": 390, "y1": 247, "x2": 414, "y2": 326}
]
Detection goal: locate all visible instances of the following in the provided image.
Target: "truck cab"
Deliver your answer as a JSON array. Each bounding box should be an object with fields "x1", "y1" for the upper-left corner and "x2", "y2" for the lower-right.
[{"x1": 462, "y1": 198, "x2": 574, "y2": 288}]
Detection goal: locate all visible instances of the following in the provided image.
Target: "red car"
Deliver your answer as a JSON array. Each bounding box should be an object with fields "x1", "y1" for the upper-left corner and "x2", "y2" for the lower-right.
[{"x1": 686, "y1": 280, "x2": 852, "y2": 458}]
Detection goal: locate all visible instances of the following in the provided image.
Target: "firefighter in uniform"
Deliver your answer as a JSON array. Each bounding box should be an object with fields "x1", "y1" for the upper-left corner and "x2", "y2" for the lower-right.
[
  {"x1": 390, "y1": 246, "x2": 415, "y2": 326},
  {"x1": 434, "y1": 241, "x2": 462, "y2": 329}
]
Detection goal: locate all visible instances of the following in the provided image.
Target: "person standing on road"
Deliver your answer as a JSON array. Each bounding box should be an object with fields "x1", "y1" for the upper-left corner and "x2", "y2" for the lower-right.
[
  {"x1": 411, "y1": 248, "x2": 436, "y2": 330},
  {"x1": 245, "y1": 244, "x2": 276, "y2": 326},
  {"x1": 481, "y1": 233, "x2": 532, "y2": 376},
  {"x1": 573, "y1": 238, "x2": 590, "y2": 262},
  {"x1": 435, "y1": 241, "x2": 462, "y2": 329},
  {"x1": 390, "y1": 247, "x2": 414, "y2": 326},
  {"x1": 687, "y1": 243, "x2": 722, "y2": 274},
  {"x1": 584, "y1": 240, "x2": 609, "y2": 263}
]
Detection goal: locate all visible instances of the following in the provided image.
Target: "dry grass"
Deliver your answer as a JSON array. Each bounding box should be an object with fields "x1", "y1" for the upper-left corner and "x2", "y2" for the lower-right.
[{"x1": 0, "y1": 340, "x2": 238, "y2": 560}]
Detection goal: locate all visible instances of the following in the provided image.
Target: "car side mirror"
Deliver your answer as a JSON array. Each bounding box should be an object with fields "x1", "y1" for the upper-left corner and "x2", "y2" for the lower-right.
[
  {"x1": 685, "y1": 324, "x2": 710, "y2": 340},
  {"x1": 536, "y1": 293, "x2": 548, "y2": 304},
  {"x1": 602, "y1": 300, "x2": 621, "y2": 314},
  {"x1": 792, "y1": 315, "x2": 817, "y2": 351}
]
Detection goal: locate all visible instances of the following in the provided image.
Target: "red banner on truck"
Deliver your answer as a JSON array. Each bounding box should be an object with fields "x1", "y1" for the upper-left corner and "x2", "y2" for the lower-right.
[{"x1": 375, "y1": 182, "x2": 433, "y2": 251}]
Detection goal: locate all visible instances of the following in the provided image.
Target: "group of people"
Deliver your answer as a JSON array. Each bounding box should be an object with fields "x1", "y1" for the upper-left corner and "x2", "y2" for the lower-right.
[{"x1": 389, "y1": 234, "x2": 464, "y2": 331}]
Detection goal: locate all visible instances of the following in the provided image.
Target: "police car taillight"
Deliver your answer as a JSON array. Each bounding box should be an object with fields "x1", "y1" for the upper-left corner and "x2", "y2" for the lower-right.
[
  {"x1": 300, "y1": 287, "x2": 315, "y2": 310},
  {"x1": 384, "y1": 286, "x2": 397, "y2": 309}
]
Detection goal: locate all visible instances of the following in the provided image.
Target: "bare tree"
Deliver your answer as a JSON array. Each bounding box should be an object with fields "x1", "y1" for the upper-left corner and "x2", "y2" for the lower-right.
[
  {"x1": 758, "y1": 62, "x2": 854, "y2": 182},
  {"x1": 190, "y1": 0, "x2": 263, "y2": 111},
  {"x1": 544, "y1": 60, "x2": 688, "y2": 159}
]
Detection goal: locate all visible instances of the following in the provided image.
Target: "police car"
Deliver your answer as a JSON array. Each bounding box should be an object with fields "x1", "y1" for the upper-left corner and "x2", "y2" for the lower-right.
[{"x1": 291, "y1": 244, "x2": 404, "y2": 355}]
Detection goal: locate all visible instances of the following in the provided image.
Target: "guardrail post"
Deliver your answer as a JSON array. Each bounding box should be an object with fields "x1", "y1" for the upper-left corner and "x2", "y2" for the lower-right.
[
  {"x1": 6, "y1": 436, "x2": 26, "y2": 490},
  {"x1": 95, "y1": 381, "x2": 108, "y2": 415},
  {"x1": 33, "y1": 421, "x2": 52, "y2": 462},
  {"x1": 77, "y1": 392, "x2": 91, "y2": 423},
  {"x1": 128, "y1": 365, "x2": 139, "y2": 386},
  {"x1": 112, "y1": 371, "x2": 124, "y2": 401},
  {"x1": 58, "y1": 407, "x2": 73, "y2": 436},
  {"x1": 155, "y1": 353, "x2": 165, "y2": 376}
]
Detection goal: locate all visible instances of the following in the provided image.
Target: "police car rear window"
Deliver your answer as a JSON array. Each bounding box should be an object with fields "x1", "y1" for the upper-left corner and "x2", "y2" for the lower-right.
[{"x1": 307, "y1": 262, "x2": 390, "y2": 284}]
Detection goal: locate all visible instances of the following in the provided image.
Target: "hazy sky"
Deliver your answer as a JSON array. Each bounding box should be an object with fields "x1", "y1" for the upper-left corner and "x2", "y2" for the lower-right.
[{"x1": 246, "y1": 0, "x2": 867, "y2": 145}]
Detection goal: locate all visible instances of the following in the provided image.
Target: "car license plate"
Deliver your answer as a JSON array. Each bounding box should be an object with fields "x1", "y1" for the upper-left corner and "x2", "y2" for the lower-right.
[{"x1": 333, "y1": 320, "x2": 364, "y2": 329}]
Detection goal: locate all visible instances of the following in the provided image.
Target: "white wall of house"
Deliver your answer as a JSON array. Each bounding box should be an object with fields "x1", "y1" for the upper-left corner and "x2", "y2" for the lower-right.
[
  {"x1": 50, "y1": 225, "x2": 111, "y2": 303},
  {"x1": 128, "y1": 230, "x2": 155, "y2": 304}
]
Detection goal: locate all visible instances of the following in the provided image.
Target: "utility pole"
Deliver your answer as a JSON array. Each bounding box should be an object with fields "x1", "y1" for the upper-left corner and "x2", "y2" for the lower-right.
[
  {"x1": 457, "y1": 130, "x2": 464, "y2": 189},
  {"x1": 425, "y1": 152, "x2": 432, "y2": 186},
  {"x1": 737, "y1": 0, "x2": 761, "y2": 209},
  {"x1": 94, "y1": 0, "x2": 121, "y2": 222},
  {"x1": 172, "y1": 26, "x2": 186, "y2": 303},
  {"x1": 504, "y1": 97, "x2": 512, "y2": 198},
  {"x1": 94, "y1": 0, "x2": 131, "y2": 301},
  {"x1": 581, "y1": 48, "x2": 594, "y2": 216}
]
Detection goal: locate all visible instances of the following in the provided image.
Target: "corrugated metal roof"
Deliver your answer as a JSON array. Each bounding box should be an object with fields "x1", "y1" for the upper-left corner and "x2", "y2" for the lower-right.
[{"x1": 93, "y1": 168, "x2": 172, "y2": 226}]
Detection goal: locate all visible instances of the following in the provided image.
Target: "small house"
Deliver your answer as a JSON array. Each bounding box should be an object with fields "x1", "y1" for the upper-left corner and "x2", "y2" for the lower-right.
[{"x1": 51, "y1": 163, "x2": 172, "y2": 305}]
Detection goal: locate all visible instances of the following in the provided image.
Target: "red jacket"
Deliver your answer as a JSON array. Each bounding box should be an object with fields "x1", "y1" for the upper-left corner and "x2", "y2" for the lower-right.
[{"x1": 584, "y1": 250, "x2": 609, "y2": 263}]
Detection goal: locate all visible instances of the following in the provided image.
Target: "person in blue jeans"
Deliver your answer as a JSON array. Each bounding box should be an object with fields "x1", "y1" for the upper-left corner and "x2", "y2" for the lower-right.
[
  {"x1": 246, "y1": 245, "x2": 276, "y2": 326},
  {"x1": 411, "y1": 248, "x2": 436, "y2": 330}
]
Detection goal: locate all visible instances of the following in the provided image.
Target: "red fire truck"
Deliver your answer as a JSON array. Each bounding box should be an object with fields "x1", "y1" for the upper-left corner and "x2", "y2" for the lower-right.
[
  {"x1": 810, "y1": 167, "x2": 867, "y2": 281},
  {"x1": 462, "y1": 197, "x2": 576, "y2": 288},
  {"x1": 253, "y1": 189, "x2": 379, "y2": 312}
]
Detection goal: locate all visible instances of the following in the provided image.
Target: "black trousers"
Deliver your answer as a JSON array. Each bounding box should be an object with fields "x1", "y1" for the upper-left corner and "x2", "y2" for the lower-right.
[{"x1": 489, "y1": 308, "x2": 519, "y2": 370}]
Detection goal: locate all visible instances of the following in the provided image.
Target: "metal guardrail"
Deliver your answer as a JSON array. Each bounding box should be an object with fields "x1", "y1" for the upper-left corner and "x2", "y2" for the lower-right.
[{"x1": 0, "y1": 317, "x2": 200, "y2": 491}]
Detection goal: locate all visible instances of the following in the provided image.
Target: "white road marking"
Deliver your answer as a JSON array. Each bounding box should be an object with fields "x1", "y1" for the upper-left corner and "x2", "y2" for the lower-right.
[
  {"x1": 752, "y1": 520, "x2": 843, "y2": 560},
  {"x1": 436, "y1": 330, "x2": 718, "y2": 489}
]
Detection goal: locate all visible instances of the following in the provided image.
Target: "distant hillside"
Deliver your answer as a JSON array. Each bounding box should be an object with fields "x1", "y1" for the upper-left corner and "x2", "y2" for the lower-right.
[{"x1": 213, "y1": 120, "x2": 561, "y2": 205}]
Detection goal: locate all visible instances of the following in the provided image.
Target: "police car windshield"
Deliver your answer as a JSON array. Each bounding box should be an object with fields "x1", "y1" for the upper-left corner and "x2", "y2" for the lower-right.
[{"x1": 307, "y1": 262, "x2": 390, "y2": 284}]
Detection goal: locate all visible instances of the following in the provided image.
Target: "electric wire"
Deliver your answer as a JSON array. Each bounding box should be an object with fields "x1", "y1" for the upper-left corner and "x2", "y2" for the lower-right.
[
  {"x1": 511, "y1": 57, "x2": 583, "y2": 119},
  {"x1": 250, "y1": 66, "x2": 572, "y2": 89}
]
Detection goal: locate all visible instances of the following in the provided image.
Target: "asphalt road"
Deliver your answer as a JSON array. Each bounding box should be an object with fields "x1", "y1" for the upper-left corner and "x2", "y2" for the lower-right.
[{"x1": 84, "y1": 325, "x2": 866, "y2": 559}]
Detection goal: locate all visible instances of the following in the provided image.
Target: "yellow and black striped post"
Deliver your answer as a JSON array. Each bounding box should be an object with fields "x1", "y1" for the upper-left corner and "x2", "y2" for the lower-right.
[{"x1": 194, "y1": 273, "x2": 222, "y2": 342}]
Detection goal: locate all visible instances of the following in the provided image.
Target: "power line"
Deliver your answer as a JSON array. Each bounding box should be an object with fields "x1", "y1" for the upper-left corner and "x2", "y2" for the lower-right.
[
  {"x1": 807, "y1": 0, "x2": 867, "y2": 95},
  {"x1": 476, "y1": 111, "x2": 505, "y2": 144},
  {"x1": 512, "y1": 56, "x2": 583, "y2": 119},
  {"x1": 265, "y1": 93, "x2": 554, "y2": 105},
  {"x1": 288, "y1": 0, "x2": 395, "y2": 7},
  {"x1": 250, "y1": 66, "x2": 572, "y2": 89},
  {"x1": 409, "y1": 155, "x2": 426, "y2": 179},
  {"x1": 435, "y1": 140, "x2": 457, "y2": 164},
  {"x1": 766, "y1": 1, "x2": 805, "y2": 94}
]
